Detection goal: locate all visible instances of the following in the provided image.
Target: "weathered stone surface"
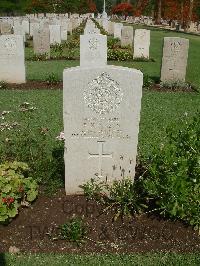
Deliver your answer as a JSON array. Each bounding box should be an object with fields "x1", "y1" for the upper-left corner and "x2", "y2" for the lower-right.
[
  {"x1": 61, "y1": 19, "x2": 68, "y2": 41},
  {"x1": 63, "y1": 66, "x2": 143, "y2": 194},
  {"x1": 49, "y1": 25, "x2": 61, "y2": 44},
  {"x1": 22, "y1": 19, "x2": 29, "y2": 34},
  {"x1": 108, "y1": 21, "x2": 114, "y2": 35},
  {"x1": 121, "y1": 26, "x2": 133, "y2": 47},
  {"x1": 161, "y1": 37, "x2": 189, "y2": 82},
  {"x1": 114, "y1": 23, "x2": 123, "y2": 39},
  {"x1": 0, "y1": 35, "x2": 26, "y2": 83},
  {"x1": 0, "y1": 22, "x2": 12, "y2": 34},
  {"x1": 33, "y1": 26, "x2": 50, "y2": 56},
  {"x1": 133, "y1": 29, "x2": 150, "y2": 59},
  {"x1": 80, "y1": 34, "x2": 107, "y2": 67},
  {"x1": 30, "y1": 22, "x2": 39, "y2": 36}
]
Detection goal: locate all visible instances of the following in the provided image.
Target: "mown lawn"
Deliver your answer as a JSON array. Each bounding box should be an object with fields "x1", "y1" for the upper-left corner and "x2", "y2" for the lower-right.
[
  {"x1": 26, "y1": 26, "x2": 200, "y2": 88},
  {"x1": 1, "y1": 253, "x2": 200, "y2": 266},
  {"x1": 0, "y1": 89, "x2": 199, "y2": 157}
]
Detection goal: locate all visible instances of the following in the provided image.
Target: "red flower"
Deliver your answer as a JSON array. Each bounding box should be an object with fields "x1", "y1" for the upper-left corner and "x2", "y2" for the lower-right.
[{"x1": 2, "y1": 197, "x2": 15, "y2": 206}]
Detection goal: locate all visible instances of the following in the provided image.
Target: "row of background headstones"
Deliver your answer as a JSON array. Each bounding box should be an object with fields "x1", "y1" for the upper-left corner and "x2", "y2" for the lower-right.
[{"x1": 0, "y1": 15, "x2": 189, "y2": 86}]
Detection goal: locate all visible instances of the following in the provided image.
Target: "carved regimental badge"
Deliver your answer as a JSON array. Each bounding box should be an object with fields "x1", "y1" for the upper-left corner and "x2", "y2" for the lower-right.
[{"x1": 84, "y1": 72, "x2": 123, "y2": 115}]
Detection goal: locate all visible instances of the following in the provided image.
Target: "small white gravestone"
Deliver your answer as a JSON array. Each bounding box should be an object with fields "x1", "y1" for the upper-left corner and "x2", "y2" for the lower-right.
[
  {"x1": 80, "y1": 34, "x2": 107, "y2": 67},
  {"x1": 102, "y1": 19, "x2": 108, "y2": 32},
  {"x1": 108, "y1": 21, "x2": 114, "y2": 35},
  {"x1": 61, "y1": 20, "x2": 68, "y2": 41},
  {"x1": 161, "y1": 37, "x2": 189, "y2": 82},
  {"x1": 1, "y1": 22, "x2": 12, "y2": 34},
  {"x1": 61, "y1": 25, "x2": 68, "y2": 41},
  {"x1": 63, "y1": 66, "x2": 143, "y2": 194},
  {"x1": 49, "y1": 25, "x2": 61, "y2": 44},
  {"x1": 14, "y1": 23, "x2": 25, "y2": 41},
  {"x1": 114, "y1": 23, "x2": 123, "y2": 39},
  {"x1": 22, "y1": 19, "x2": 29, "y2": 34},
  {"x1": 33, "y1": 26, "x2": 50, "y2": 57},
  {"x1": 133, "y1": 29, "x2": 150, "y2": 59},
  {"x1": 0, "y1": 35, "x2": 25, "y2": 83},
  {"x1": 30, "y1": 22, "x2": 39, "y2": 36},
  {"x1": 84, "y1": 27, "x2": 100, "y2": 35},
  {"x1": 121, "y1": 26, "x2": 133, "y2": 47}
]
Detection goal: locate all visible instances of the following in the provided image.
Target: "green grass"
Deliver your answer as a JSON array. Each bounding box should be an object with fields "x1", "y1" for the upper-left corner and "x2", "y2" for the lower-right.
[
  {"x1": 26, "y1": 60, "x2": 79, "y2": 81},
  {"x1": 1, "y1": 253, "x2": 200, "y2": 266},
  {"x1": 0, "y1": 90, "x2": 199, "y2": 157},
  {"x1": 25, "y1": 26, "x2": 200, "y2": 88}
]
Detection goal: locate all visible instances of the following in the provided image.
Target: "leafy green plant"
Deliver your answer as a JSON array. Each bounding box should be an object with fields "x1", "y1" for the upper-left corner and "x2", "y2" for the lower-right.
[
  {"x1": 0, "y1": 161, "x2": 38, "y2": 223},
  {"x1": 81, "y1": 177, "x2": 147, "y2": 221},
  {"x1": 144, "y1": 113, "x2": 200, "y2": 232},
  {"x1": 45, "y1": 73, "x2": 61, "y2": 84},
  {"x1": 59, "y1": 217, "x2": 87, "y2": 244}
]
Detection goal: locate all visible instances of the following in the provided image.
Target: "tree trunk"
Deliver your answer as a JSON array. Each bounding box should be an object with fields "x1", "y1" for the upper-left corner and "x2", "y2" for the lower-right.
[
  {"x1": 187, "y1": 0, "x2": 194, "y2": 29},
  {"x1": 156, "y1": 0, "x2": 162, "y2": 24}
]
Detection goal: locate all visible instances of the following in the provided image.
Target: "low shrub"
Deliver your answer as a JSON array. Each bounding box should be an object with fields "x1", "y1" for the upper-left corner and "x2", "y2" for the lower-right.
[
  {"x1": 64, "y1": 38, "x2": 80, "y2": 49},
  {"x1": 0, "y1": 81, "x2": 8, "y2": 90},
  {"x1": 107, "y1": 37, "x2": 120, "y2": 49},
  {"x1": 81, "y1": 177, "x2": 147, "y2": 221},
  {"x1": 160, "y1": 80, "x2": 193, "y2": 91},
  {"x1": 45, "y1": 73, "x2": 61, "y2": 84},
  {"x1": 51, "y1": 43, "x2": 64, "y2": 57},
  {"x1": 143, "y1": 113, "x2": 200, "y2": 232},
  {"x1": 31, "y1": 53, "x2": 49, "y2": 61},
  {"x1": 92, "y1": 19, "x2": 109, "y2": 35},
  {"x1": 133, "y1": 57, "x2": 155, "y2": 62},
  {"x1": 108, "y1": 48, "x2": 133, "y2": 61},
  {"x1": 0, "y1": 161, "x2": 38, "y2": 223},
  {"x1": 59, "y1": 217, "x2": 87, "y2": 244},
  {"x1": 143, "y1": 74, "x2": 155, "y2": 89}
]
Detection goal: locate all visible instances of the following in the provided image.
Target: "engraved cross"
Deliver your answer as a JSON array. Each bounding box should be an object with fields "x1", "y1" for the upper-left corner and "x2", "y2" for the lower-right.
[{"x1": 88, "y1": 141, "x2": 113, "y2": 177}]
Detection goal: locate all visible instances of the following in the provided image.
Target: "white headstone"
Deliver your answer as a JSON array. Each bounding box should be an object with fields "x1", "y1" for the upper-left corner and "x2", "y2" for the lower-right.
[
  {"x1": 114, "y1": 23, "x2": 123, "y2": 39},
  {"x1": 22, "y1": 19, "x2": 29, "y2": 34},
  {"x1": 0, "y1": 35, "x2": 25, "y2": 83},
  {"x1": 30, "y1": 22, "x2": 39, "y2": 36},
  {"x1": 63, "y1": 66, "x2": 143, "y2": 194},
  {"x1": 33, "y1": 26, "x2": 50, "y2": 56},
  {"x1": 49, "y1": 25, "x2": 61, "y2": 44},
  {"x1": 161, "y1": 37, "x2": 189, "y2": 82},
  {"x1": 134, "y1": 29, "x2": 150, "y2": 59},
  {"x1": 80, "y1": 34, "x2": 107, "y2": 67},
  {"x1": 121, "y1": 26, "x2": 133, "y2": 47},
  {"x1": 102, "y1": 19, "x2": 108, "y2": 32},
  {"x1": 108, "y1": 21, "x2": 114, "y2": 35},
  {"x1": 61, "y1": 22, "x2": 68, "y2": 41},
  {"x1": 0, "y1": 22, "x2": 12, "y2": 34}
]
